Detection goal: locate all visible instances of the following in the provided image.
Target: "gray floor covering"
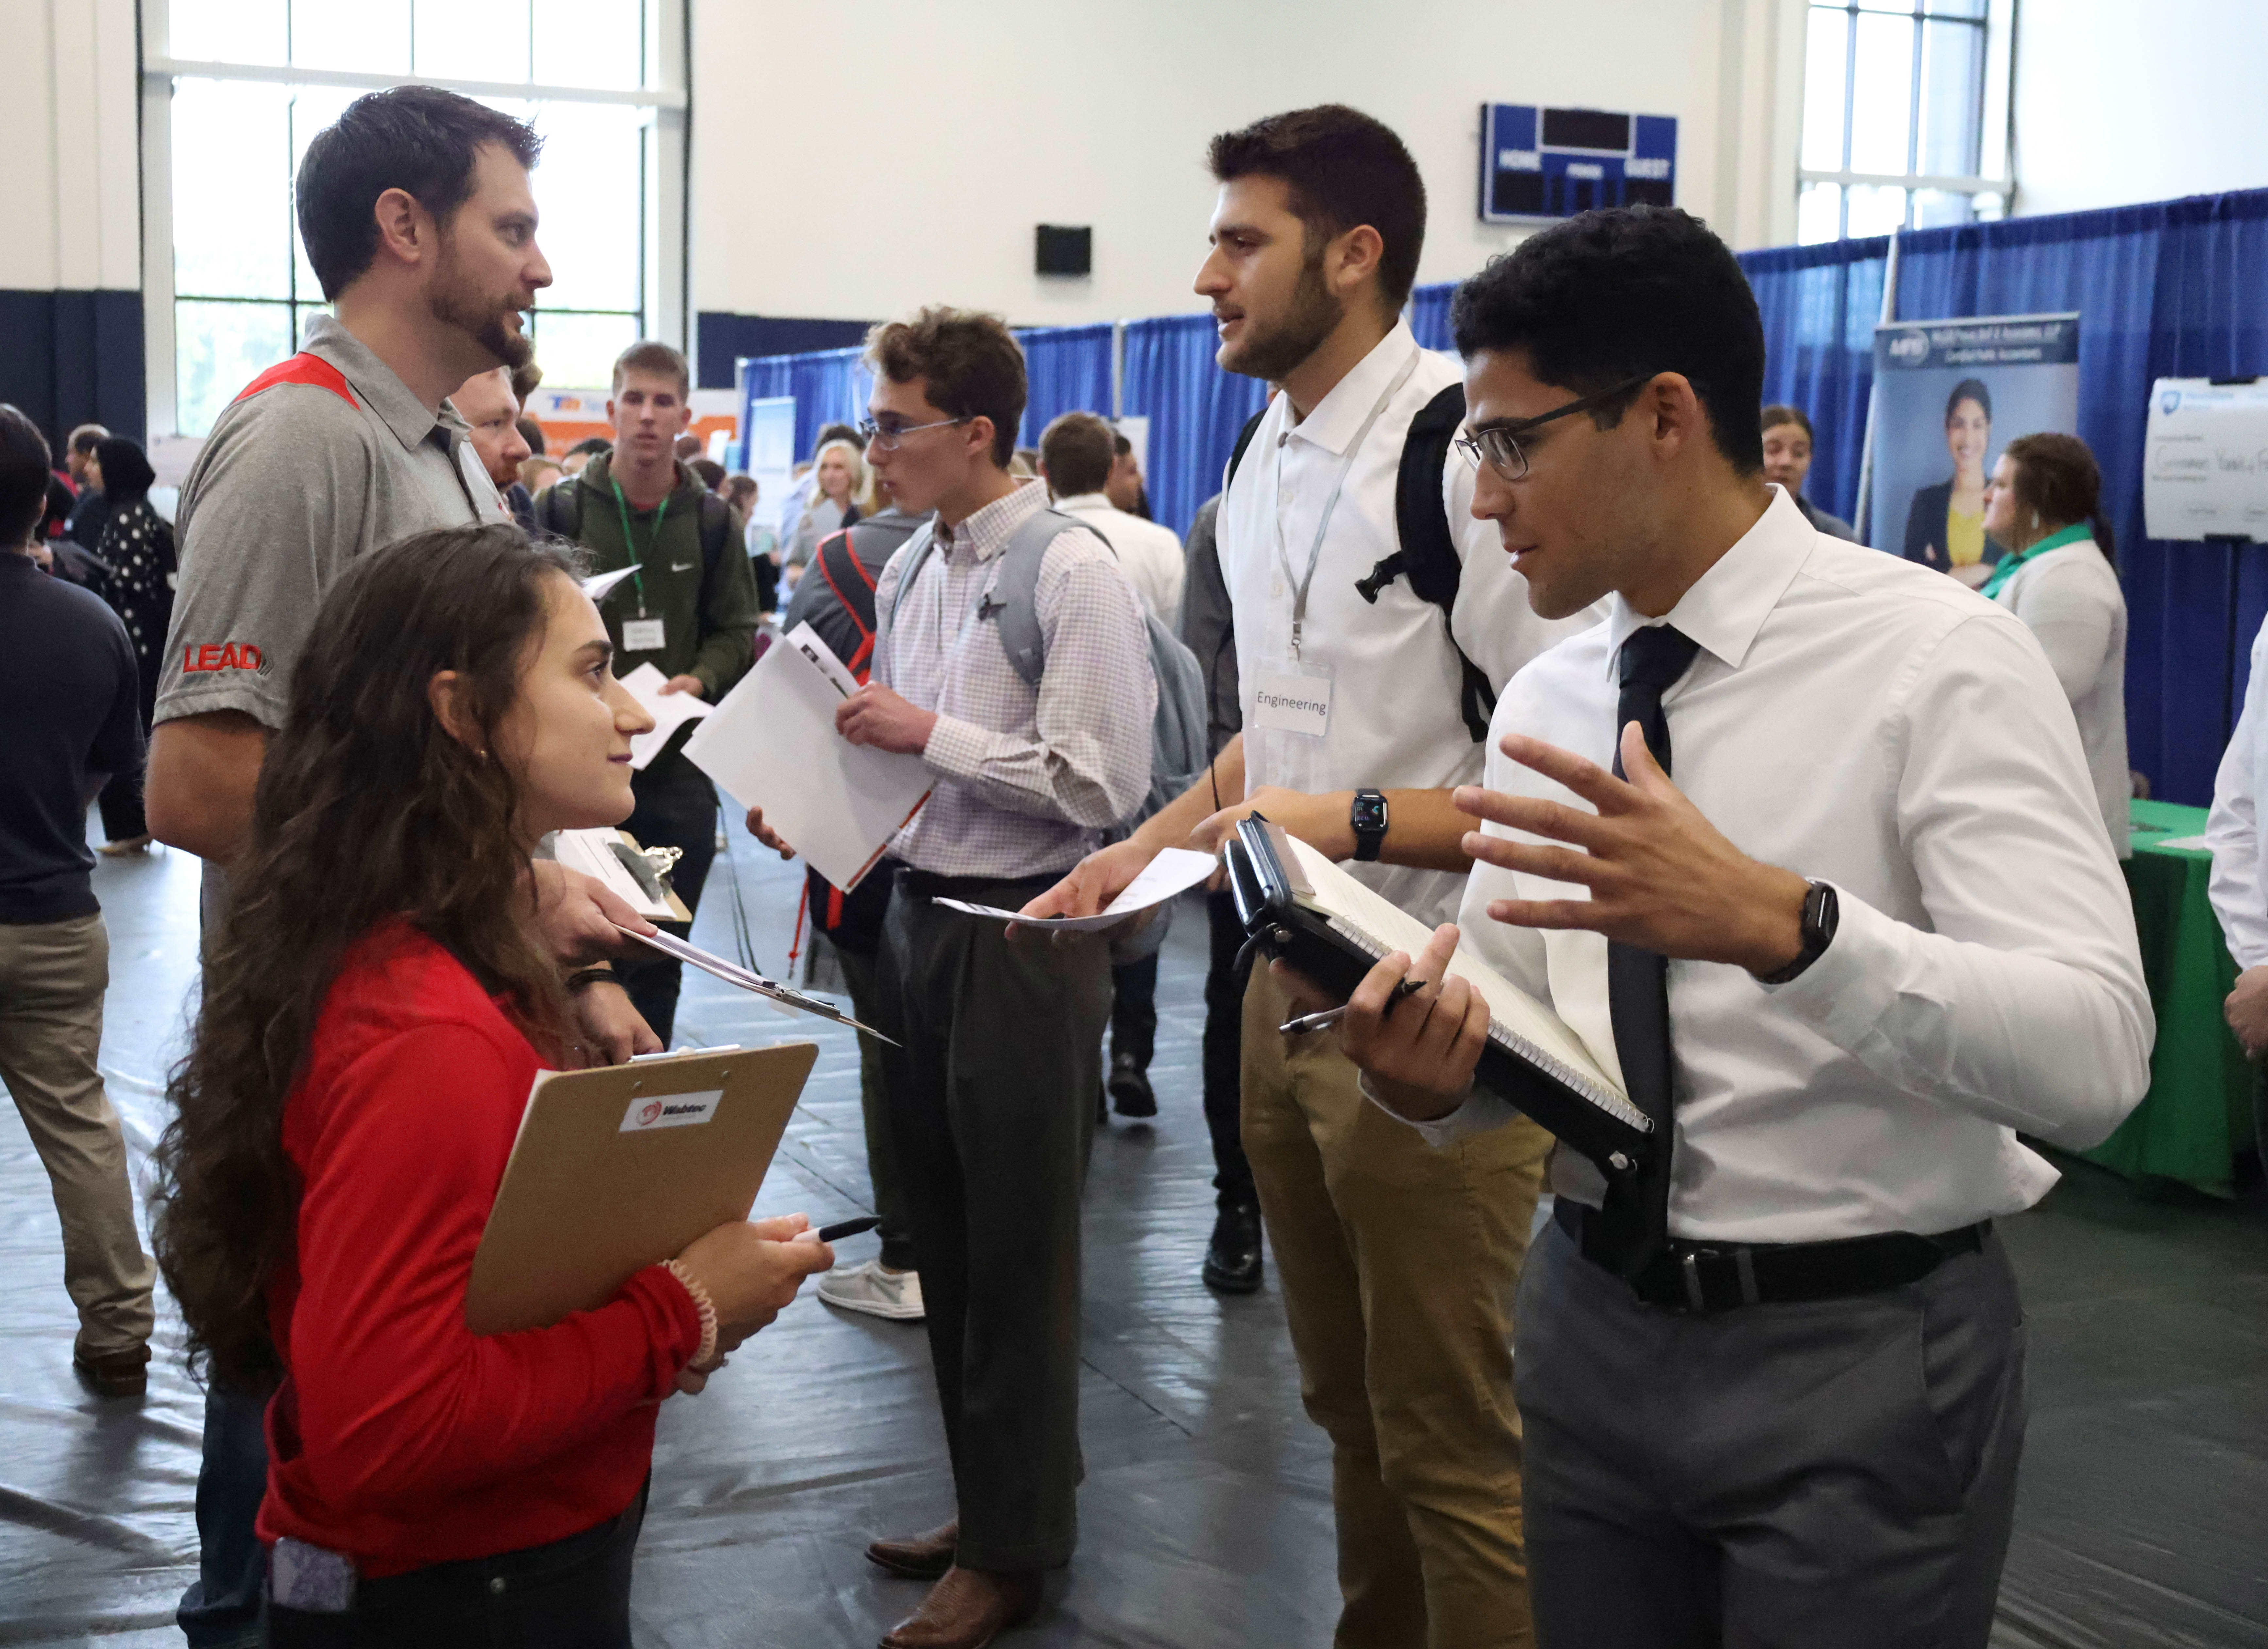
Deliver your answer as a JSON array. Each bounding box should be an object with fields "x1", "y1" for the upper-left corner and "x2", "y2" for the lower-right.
[{"x1": 1, "y1": 821, "x2": 2263, "y2": 1646}]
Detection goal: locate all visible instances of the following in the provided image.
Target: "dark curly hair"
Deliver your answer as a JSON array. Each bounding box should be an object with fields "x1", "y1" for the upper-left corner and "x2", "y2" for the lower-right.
[
  {"x1": 1208, "y1": 105, "x2": 1427, "y2": 308},
  {"x1": 1451, "y1": 205, "x2": 1767, "y2": 474},
  {"x1": 151, "y1": 524, "x2": 587, "y2": 1386}
]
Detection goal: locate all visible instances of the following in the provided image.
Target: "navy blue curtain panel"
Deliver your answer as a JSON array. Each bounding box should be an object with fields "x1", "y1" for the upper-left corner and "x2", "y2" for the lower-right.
[
  {"x1": 1015, "y1": 323, "x2": 1116, "y2": 448},
  {"x1": 1410, "y1": 281, "x2": 1457, "y2": 353},
  {"x1": 740, "y1": 345, "x2": 872, "y2": 468},
  {"x1": 0, "y1": 289, "x2": 145, "y2": 449},
  {"x1": 1738, "y1": 238, "x2": 1890, "y2": 526},
  {"x1": 1118, "y1": 312, "x2": 1268, "y2": 539}
]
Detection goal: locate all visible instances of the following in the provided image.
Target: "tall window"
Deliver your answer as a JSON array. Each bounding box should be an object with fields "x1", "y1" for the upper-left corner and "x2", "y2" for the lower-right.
[
  {"x1": 142, "y1": 0, "x2": 685, "y2": 438},
  {"x1": 1797, "y1": 0, "x2": 2014, "y2": 245}
]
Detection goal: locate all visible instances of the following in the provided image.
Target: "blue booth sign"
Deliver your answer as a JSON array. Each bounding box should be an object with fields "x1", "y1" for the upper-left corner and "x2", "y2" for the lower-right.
[{"x1": 1479, "y1": 105, "x2": 1677, "y2": 223}]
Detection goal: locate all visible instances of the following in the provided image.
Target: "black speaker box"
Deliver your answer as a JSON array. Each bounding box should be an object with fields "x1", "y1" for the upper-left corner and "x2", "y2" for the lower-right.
[{"x1": 1036, "y1": 225, "x2": 1092, "y2": 277}]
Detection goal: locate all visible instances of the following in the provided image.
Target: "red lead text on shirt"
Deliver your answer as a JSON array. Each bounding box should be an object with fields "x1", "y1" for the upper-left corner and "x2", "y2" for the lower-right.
[{"x1": 181, "y1": 642, "x2": 265, "y2": 674}]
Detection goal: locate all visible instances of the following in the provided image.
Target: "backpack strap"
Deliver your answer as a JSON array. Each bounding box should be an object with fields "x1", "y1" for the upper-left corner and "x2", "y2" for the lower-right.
[
  {"x1": 1352, "y1": 383, "x2": 1497, "y2": 743},
  {"x1": 986, "y1": 507, "x2": 1085, "y2": 688},
  {"x1": 695, "y1": 485, "x2": 732, "y2": 580},
  {"x1": 815, "y1": 527, "x2": 880, "y2": 680},
  {"x1": 876, "y1": 519, "x2": 941, "y2": 650},
  {"x1": 533, "y1": 471, "x2": 586, "y2": 542},
  {"x1": 1224, "y1": 407, "x2": 1268, "y2": 493}
]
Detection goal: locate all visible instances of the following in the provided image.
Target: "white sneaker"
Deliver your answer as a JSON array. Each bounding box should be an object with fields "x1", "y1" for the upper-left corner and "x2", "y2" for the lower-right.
[{"x1": 818, "y1": 1257, "x2": 925, "y2": 1321}]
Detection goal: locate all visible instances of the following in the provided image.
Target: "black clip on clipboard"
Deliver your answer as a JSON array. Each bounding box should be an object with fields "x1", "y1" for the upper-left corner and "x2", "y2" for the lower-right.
[{"x1": 1224, "y1": 813, "x2": 1654, "y2": 1179}]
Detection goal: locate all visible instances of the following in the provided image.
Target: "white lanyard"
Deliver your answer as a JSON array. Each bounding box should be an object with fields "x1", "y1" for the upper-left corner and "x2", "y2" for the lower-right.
[{"x1": 1271, "y1": 348, "x2": 1422, "y2": 660}]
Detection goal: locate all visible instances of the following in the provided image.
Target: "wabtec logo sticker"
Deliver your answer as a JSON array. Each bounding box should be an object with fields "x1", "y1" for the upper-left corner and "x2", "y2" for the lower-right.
[{"x1": 618, "y1": 1087, "x2": 723, "y2": 1132}]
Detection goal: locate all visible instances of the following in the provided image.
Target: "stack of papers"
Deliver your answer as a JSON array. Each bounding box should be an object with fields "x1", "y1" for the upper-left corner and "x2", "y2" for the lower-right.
[
  {"x1": 685, "y1": 623, "x2": 931, "y2": 892},
  {"x1": 554, "y1": 827, "x2": 676, "y2": 922},
  {"x1": 616, "y1": 662, "x2": 714, "y2": 770}
]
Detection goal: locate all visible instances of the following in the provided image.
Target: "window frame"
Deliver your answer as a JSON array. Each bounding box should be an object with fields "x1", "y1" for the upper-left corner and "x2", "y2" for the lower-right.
[
  {"x1": 1796, "y1": 0, "x2": 2016, "y2": 244},
  {"x1": 138, "y1": 0, "x2": 688, "y2": 439}
]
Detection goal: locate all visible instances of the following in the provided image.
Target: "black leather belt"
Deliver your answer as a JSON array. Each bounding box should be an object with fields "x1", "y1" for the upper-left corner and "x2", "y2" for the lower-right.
[
  {"x1": 1553, "y1": 1197, "x2": 1988, "y2": 1314},
  {"x1": 895, "y1": 865, "x2": 1075, "y2": 903}
]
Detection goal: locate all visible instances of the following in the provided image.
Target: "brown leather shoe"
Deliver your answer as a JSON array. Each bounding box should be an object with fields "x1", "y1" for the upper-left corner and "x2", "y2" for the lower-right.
[
  {"x1": 878, "y1": 1567, "x2": 1039, "y2": 1649},
  {"x1": 865, "y1": 1520, "x2": 958, "y2": 1579},
  {"x1": 73, "y1": 1344, "x2": 150, "y2": 1398}
]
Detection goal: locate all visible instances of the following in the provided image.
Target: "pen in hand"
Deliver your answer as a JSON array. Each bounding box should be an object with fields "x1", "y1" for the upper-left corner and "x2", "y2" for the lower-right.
[{"x1": 1279, "y1": 976, "x2": 1425, "y2": 1036}]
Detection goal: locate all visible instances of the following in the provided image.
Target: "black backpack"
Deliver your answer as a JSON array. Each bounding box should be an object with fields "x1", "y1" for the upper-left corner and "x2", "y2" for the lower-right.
[
  {"x1": 533, "y1": 470, "x2": 736, "y2": 586},
  {"x1": 1226, "y1": 382, "x2": 1494, "y2": 742}
]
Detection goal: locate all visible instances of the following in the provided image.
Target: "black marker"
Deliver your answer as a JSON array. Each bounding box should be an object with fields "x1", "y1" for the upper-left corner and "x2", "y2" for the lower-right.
[{"x1": 814, "y1": 1216, "x2": 882, "y2": 1243}]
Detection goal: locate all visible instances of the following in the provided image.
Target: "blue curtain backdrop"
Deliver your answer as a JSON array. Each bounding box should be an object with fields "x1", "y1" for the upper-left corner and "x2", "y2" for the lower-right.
[
  {"x1": 1015, "y1": 322, "x2": 1116, "y2": 448},
  {"x1": 1118, "y1": 312, "x2": 1268, "y2": 539},
  {"x1": 1410, "y1": 281, "x2": 1457, "y2": 353},
  {"x1": 1738, "y1": 189, "x2": 2268, "y2": 803},
  {"x1": 737, "y1": 346, "x2": 872, "y2": 468}
]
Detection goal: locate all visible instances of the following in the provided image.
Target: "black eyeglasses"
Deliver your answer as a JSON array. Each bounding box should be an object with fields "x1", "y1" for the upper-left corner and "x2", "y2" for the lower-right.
[{"x1": 1454, "y1": 374, "x2": 1654, "y2": 481}]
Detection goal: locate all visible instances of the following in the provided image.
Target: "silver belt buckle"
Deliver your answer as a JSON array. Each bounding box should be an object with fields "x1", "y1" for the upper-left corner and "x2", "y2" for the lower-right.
[
  {"x1": 271, "y1": 1536, "x2": 358, "y2": 1614},
  {"x1": 1679, "y1": 1246, "x2": 1762, "y2": 1312}
]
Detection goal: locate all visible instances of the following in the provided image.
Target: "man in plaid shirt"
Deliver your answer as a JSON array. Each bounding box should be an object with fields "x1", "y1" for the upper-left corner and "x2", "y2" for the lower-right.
[{"x1": 746, "y1": 307, "x2": 1152, "y2": 1649}]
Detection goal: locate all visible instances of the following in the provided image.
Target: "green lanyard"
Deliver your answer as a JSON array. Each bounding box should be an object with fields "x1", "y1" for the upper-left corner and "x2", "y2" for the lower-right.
[
  {"x1": 609, "y1": 479, "x2": 672, "y2": 614},
  {"x1": 1978, "y1": 521, "x2": 2091, "y2": 601}
]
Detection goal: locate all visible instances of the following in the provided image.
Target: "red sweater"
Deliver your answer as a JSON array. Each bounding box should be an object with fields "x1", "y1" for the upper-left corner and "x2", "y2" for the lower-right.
[{"x1": 257, "y1": 925, "x2": 702, "y2": 1576}]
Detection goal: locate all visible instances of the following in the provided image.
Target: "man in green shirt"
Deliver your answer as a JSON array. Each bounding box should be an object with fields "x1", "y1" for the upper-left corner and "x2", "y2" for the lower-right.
[{"x1": 535, "y1": 341, "x2": 759, "y2": 1043}]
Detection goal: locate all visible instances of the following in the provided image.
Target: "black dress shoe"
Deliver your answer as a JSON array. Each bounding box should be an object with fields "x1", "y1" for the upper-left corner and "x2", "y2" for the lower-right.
[
  {"x1": 73, "y1": 1344, "x2": 150, "y2": 1398},
  {"x1": 1201, "y1": 1202, "x2": 1263, "y2": 1294},
  {"x1": 1107, "y1": 1052, "x2": 1157, "y2": 1118}
]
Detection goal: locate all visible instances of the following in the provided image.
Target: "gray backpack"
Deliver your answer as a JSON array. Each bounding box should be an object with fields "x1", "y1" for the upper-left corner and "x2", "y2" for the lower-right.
[{"x1": 882, "y1": 506, "x2": 1211, "y2": 831}]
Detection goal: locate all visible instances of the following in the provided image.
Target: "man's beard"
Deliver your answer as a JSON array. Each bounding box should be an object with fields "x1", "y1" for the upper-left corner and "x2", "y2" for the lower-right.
[
  {"x1": 1223, "y1": 248, "x2": 1344, "y2": 382},
  {"x1": 429, "y1": 240, "x2": 531, "y2": 370}
]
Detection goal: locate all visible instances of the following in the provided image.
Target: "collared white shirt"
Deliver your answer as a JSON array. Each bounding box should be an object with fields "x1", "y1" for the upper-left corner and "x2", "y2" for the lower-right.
[
  {"x1": 873, "y1": 479, "x2": 1154, "y2": 880},
  {"x1": 2208, "y1": 613, "x2": 2268, "y2": 968},
  {"x1": 1054, "y1": 491, "x2": 1185, "y2": 624},
  {"x1": 1993, "y1": 537, "x2": 2130, "y2": 857},
  {"x1": 1218, "y1": 320, "x2": 1588, "y2": 925},
  {"x1": 1417, "y1": 488, "x2": 2150, "y2": 1243}
]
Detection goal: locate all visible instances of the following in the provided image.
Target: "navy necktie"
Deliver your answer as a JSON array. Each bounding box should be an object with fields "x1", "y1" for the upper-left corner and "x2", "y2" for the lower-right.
[{"x1": 1595, "y1": 623, "x2": 1700, "y2": 1276}]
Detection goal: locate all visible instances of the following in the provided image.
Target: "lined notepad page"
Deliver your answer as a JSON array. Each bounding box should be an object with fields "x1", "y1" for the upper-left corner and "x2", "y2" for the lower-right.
[{"x1": 1283, "y1": 837, "x2": 1627, "y2": 1105}]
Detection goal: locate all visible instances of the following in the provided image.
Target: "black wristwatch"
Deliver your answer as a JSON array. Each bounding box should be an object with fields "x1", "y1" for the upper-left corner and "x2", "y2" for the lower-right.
[
  {"x1": 1757, "y1": 881, "x2": 1838, "y2": 984},
  {"x1": 1350, "y1": 789, "x2": 1389, "y2": 862}
]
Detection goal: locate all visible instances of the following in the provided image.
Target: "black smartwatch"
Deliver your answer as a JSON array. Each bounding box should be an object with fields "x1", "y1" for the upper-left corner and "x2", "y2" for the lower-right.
[
  {"x1": 1350, "y1": 789, "x2": 1389, "y2": 862},
  {"x1": 1757, "y1": 880, "x2": 1838, "y2": 984}
]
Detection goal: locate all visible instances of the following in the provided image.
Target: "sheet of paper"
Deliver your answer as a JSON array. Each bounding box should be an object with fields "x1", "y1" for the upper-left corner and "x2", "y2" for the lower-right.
[
  {"x1": 554, "y1": 827, "x2": 674, "y2": 921},
  {"x1": 617, "y1": 661, "x2": 713, "y2": 770},
  {"x1": 582, "y1": 566, "x2": 636, "y2": 604},
  {"x1": 932, "y1": 848, "x2": 1217, "y2": 930},
  {"x1": 2152, "y1": 833, "x2": 2212, "y2": 853},
  {"x1": 683, "y1": 623, "x2": 931, "y2": 892},
  {"x1": 619, "y1": 926, "x2": 895, "y2": 1043}
]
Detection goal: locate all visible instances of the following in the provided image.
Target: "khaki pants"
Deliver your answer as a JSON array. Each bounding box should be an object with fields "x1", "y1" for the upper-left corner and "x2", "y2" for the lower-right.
[
  {"x1": 1243, "y1": 965, "x2": 1551, "y2": 1649},
  {"x1": 0, "y1": 914, "x2": 155, "y2": 1358}
]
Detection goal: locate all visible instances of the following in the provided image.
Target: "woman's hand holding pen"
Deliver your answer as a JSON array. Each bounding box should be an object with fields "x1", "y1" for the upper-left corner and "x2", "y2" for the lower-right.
[{"x1": 671, "y1": 1214, "x2": 836, "y2": 1392}]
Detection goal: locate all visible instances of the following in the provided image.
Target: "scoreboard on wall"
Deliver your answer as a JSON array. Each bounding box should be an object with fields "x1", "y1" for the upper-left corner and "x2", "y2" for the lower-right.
[{"x1": 1479, "y1": 105, "x2": 1677, "y2": 223}]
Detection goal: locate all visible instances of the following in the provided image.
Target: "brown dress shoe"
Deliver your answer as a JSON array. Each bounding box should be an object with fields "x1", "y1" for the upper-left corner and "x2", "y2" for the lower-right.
[
  {"x1": 73, "y1": 1345, "x2": 150, "y2": 1398},
  {"x1": 865, "y1": 1520, "x2": 959, "y2": 1579},
  {"x1": 878, "y1": 1567, "x2": 1039, "y2": 1649}
]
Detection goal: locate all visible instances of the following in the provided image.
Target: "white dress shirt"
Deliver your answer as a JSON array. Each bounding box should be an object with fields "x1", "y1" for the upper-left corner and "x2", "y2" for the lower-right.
[
  {"x1": 1992, "y1": 537, "x2": 2130, "y2": 857},
  {"x1": 1413, "y1": 488, "x2": 2151, "y2": 1243},
  {"x1": 1218, "y1": 320, "x2": 1589, "y2": 925},
  {"x1": 1054, "y1": 492, "x2": 1185, "y2": 623},
  {"x1": 2207, "y1": 613, "x2": 2268, "y2": 968}
]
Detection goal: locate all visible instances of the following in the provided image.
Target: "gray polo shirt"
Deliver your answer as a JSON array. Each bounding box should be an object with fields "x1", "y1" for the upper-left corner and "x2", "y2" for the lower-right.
[{"x1": 156, "y1": 314, "x2": 506, "y2": 730}]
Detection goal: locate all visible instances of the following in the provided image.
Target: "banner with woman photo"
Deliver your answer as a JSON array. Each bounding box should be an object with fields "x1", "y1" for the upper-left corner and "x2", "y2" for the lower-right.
[{"x1": 1866, "y1": 314, "x2": 2081, "y2": 586}]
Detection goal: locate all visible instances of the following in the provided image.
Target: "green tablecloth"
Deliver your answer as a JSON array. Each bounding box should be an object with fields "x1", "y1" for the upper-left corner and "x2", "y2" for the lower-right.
[{"x1": 2079, "y1": 798, "x2": 2257, "y2": 1195}]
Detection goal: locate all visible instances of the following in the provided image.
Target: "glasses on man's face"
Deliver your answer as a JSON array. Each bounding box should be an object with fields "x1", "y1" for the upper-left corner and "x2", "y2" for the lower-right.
[
  {"x1": 857, "y1": 415, "x2": 972, "y2": 452},
  {"x1": 1454, "y1": 373, "x2": 1655, "y2": 481}
]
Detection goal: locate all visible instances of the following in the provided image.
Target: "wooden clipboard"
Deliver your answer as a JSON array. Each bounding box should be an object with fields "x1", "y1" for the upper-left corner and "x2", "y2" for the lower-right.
[{"x1": 463, "y1": 1043, "x2": 817, "y2": 1336}]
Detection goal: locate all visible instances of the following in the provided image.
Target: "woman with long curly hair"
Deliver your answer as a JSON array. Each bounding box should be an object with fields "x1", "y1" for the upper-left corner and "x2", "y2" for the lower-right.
[{"x1": 151, "y1": 524, "x2": 835, "y2": 1645}]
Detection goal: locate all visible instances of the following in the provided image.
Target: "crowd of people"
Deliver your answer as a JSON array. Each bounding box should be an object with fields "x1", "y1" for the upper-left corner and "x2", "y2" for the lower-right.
[{"x1": 0, "y1": 78, "x2": 2178, "y2": 1649}]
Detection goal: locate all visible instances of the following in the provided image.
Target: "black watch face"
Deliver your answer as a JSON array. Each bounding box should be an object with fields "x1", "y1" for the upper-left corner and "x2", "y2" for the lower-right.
[{"x1": 1353, "y1": 794, "x2": 1387, "y2": 831}]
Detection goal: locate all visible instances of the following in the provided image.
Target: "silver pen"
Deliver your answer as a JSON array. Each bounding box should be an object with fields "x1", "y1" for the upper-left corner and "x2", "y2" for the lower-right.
[{"x1": 1278, "y1": 977, "x2": 1424, "y2": 1035}]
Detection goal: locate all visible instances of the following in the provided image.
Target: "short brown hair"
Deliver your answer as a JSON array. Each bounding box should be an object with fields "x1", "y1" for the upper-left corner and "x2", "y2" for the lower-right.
[
  {"x1": 1760, "y1": 405, "x2": 1812, "y2": 440},
  {"x1": 1040, "y1": 412, "x2": 1115, "y2": 497},
  {"x1": 2001, "y1": 431, "x2": 2114, "y2": 563},
  {"x1": 611, "y1": 340, "x2": 690, "y2": 400},
  {"x1": 1208, "y1": 105, "x2": 1427, "y2": 309},
  {"x1": 864, "y1": 306, "x2": 1026, "y2": 468},
  {"x1": 510, "y1": 359, "x2": 542, "y2": 402}
]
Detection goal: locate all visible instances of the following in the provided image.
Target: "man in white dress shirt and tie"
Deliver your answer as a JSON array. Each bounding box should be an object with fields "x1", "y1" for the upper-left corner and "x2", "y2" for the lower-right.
[{"x1": 1326, "y1": 207, "x2": 2152, "y2": 1645}]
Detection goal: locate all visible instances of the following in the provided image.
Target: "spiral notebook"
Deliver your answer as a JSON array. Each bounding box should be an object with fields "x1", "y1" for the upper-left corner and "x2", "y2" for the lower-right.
[{"x1": 1227, "y1": 817, "x2": 1653, "y2": 1176}]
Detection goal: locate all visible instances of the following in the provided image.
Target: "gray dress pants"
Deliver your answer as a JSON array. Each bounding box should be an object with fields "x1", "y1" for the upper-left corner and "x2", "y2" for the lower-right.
[
  {"x1": 875, "y1": 874, "x2": 1111, "y2": 1573},
  {"x1": 1515, "y1": 1214, "x2": 2027, "y2": 1648}
]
